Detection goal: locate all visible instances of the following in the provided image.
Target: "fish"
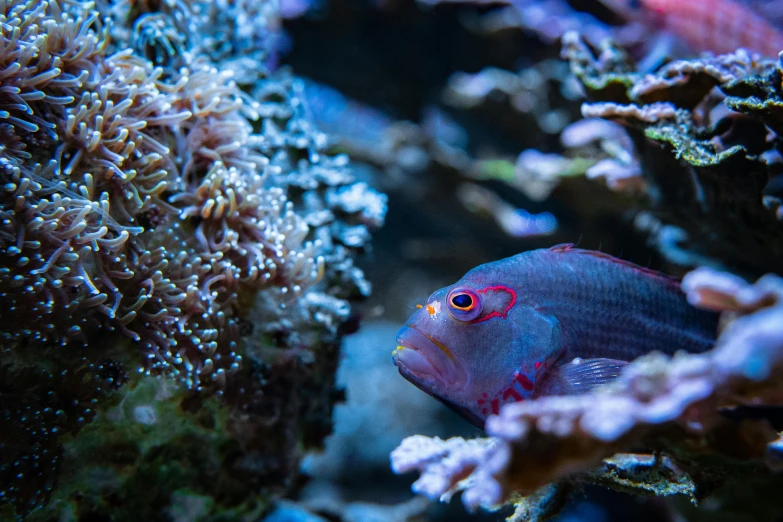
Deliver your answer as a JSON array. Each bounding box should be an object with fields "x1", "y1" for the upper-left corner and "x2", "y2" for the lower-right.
[
  {"x1": 602, "y1": 0, "x2": 783, "y2": 58},
  {"x1": 392, "y1": 244, "x2": 719, "y2": 428}
]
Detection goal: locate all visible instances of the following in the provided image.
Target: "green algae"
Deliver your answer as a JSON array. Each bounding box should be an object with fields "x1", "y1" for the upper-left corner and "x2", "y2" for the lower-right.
[{"x1": 26, "y1": 377, "x2": 268, "y2": 522}]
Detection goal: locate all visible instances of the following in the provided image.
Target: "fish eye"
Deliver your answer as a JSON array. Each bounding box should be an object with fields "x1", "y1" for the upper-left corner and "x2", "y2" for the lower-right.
[
  {"x1": 446, "y1": 289, "x2": 482, "y2": 321},
  {"x1": 451, "y1": 293, "x2": 473, "y2": 309}
]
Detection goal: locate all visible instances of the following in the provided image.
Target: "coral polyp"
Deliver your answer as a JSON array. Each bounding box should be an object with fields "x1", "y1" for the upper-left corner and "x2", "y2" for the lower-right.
[
  {"x1": 0, "y1": 0, "x2": 385, "y2": 517},
  {"x1": 0, "y1": 0, "x2": 380, "y2": 378}
]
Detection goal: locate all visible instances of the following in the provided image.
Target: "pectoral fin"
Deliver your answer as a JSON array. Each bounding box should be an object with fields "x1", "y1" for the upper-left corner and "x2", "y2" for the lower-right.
[{"x1": 536, "y1": 357, "x2": 628, "y2": 396}]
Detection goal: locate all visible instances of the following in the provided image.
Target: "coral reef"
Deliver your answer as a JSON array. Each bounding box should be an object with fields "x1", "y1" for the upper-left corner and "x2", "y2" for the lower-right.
[
  {"x1": 392, "y1": 267, "x2": 783, "y2": 519},
  {"x1": 0, "y1": 0, "x2": 384, "y2": 519},
  {"x1": 562, "y1": 34, "x2": 783, "y2": 275}
]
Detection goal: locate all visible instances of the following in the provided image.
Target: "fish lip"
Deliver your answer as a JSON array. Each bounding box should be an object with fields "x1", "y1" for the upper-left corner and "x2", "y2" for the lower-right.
[
  {"x1": 394, "y1": 350, "x2": 444, "y2": 387},
  {"x1": 393, "y1": 325, "x2": 467, "y2": 390}
]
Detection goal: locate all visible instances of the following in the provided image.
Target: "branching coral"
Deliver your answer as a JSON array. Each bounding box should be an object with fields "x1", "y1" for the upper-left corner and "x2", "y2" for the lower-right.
[
  {"x1": 558, "y1": 32, "x2": 783, "y2": 274},
  {"x1": 392, "y1": 268, "x2": 783, "y2": 517}
]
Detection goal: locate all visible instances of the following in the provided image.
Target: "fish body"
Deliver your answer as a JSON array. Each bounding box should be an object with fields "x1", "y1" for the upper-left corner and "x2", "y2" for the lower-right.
[
  {"x1": 605, "y1": 0, "x2": 783, "y2": 57},
  {"x1": 392, "y1": 245, "x2": 719, "y2": 427}
]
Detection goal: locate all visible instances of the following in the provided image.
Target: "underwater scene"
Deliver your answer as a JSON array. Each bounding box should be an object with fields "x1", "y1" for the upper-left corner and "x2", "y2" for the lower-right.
[{"x1": 2, "y1": 0, "x2": 783, "y2": 521}]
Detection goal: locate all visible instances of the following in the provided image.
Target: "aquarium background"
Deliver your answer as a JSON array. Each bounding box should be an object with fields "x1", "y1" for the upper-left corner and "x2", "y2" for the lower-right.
[
  {"x1": 273, "y1": 2, "x2": 691, "y2": 520},
  {"x1": 2, "y1": 0, "x2": 783, "y2": 521}
]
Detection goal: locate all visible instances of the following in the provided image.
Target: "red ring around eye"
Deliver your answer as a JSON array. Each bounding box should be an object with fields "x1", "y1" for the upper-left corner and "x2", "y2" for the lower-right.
[{"x1": 450, "y1": 293, "x2": 474, "y2": 310}]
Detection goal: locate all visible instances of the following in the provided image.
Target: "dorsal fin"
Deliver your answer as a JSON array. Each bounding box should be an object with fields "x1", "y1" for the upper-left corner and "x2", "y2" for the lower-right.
[
  {"x1": 547, "y1": 244, "x2": 681, "y2": 289},
  {"x1": 547, "y1": 243, "x2": 576, "y2": 253}
]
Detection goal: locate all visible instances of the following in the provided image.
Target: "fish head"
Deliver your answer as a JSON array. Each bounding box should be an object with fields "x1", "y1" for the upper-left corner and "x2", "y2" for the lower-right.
[{"x1": 393, "y1": 273, "x2": 542, "y2": 422}]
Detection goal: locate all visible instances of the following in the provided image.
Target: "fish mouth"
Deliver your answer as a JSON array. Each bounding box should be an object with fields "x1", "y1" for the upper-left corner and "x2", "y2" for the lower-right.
[{"x1": 393, "y1": 325, "x2": 466, "y2": 390}]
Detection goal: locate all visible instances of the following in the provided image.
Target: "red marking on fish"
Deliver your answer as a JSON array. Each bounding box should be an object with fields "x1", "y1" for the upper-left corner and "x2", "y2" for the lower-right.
[
  {"x1": 502, "y1": 387, "x2": 523, "y2": 401},
  {"x1": 491, "y1": 399, "x2": 500, "y2": 415},
  {"x1": 636, "y1": 0, "x2": 783, "y2": 56},
  {"x1": 514, "y1": 372, "x2": 534, "y2": 391},
  {"x1": 535, "y1": 361, "x2": 542, "y2": 370},
  {"x1": 469, "y1": 285, "x2": 517, "y2": 323}
]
